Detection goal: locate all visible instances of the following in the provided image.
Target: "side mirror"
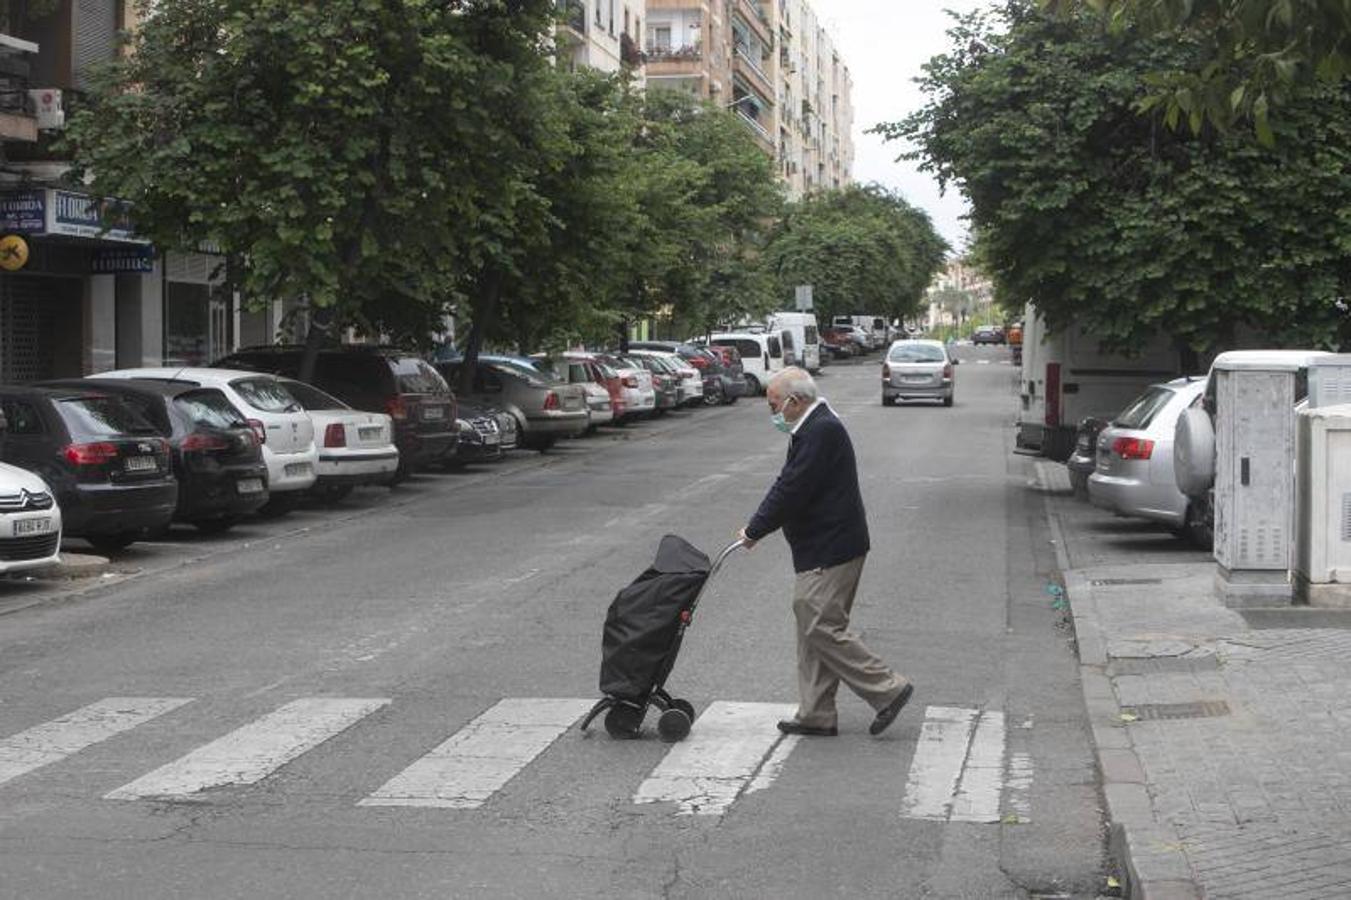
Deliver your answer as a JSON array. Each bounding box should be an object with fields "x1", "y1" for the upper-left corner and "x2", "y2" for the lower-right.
[{"x1": 951, "y1": 359, "x2": 960, "y2": 366}]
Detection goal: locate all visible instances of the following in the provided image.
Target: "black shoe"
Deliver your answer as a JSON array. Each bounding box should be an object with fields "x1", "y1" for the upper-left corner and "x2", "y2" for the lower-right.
[
  {"x1": 777, "y1": 719, "x2": 838, "y2": 737},
  {"x1": 870, "y1": 683, "x2": 914, "y2": 736}
]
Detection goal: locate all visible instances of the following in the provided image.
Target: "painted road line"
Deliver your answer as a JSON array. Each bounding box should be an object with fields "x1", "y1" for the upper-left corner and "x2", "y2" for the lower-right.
[
  {"x1": 901, "y1": 706, "x2": 979, "y2": 821},
  {"x1": 950, "y1": 710, "x2": 1006, "y2": 823},
  {"x1": 1007, "y1": 751, "x2": 1034, "y2": 823},
  {"x1": 633, "y1": 701, "x2": 797, "y2": 816},
  {"x1": 0, "y1": 698, "x2": 192, "y2": 789},
  {"x1": 105, "y1": 698, "x2": 388, "y2": 800},
  {"x1": 359, "y1": 698, "x2": 594, "y2": 809},
  {"x1": 745, "y1": 733, "x2": 800, "y2": 795}
]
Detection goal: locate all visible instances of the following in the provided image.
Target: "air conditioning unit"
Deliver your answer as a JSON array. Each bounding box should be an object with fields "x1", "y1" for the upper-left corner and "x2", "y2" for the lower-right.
[
  {"x1": 1294, "y1": 403, "x2": 1351, "y2": 605},
  {"x1": 27, "y1": 89, "x2": 63, "y2": 130},
  {"x1": 1308, "y1": 355, "x2": 1351, "y2": 408},
  {"x1": 1212, "y1": 361, "x2": 1298, "y2": 605}
]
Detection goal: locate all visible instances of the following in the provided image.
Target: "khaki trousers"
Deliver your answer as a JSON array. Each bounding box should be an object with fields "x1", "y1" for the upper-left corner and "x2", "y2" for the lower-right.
[{"x1": 791, "y1": 555, "x2": 907, "y2": 729}]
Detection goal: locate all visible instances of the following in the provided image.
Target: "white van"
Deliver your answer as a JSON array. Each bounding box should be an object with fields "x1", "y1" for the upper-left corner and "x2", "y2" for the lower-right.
[
  {"x1": 1016, "y1": 302, "x2": 1183, "y2": 461},
  {"x1": 708, "y1": 331, "x2": 785, "y2": 395},
  {"x1": 767, "y1": 312, "x2": 821, "y2": 373}
]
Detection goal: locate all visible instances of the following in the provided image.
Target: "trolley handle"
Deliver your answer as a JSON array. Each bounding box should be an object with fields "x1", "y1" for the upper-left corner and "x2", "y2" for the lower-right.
[{"x1": 707, "y1": 539, "x2": 746, "y2": 579}]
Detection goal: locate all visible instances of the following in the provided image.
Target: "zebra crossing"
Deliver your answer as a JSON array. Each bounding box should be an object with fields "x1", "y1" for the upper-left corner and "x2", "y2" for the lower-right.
[{"x1": 0, "y1": 696, "x2": 1034, "y2": 821}]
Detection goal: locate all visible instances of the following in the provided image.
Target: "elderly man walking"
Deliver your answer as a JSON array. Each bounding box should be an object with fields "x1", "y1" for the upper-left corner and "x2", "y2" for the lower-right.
[{"x1": 738, "y1": 367, "x2": 913, "y2": 737}]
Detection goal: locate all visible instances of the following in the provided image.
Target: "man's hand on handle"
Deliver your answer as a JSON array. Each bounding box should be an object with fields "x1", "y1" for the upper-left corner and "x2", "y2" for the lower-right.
[{"x1": 737, "y1": 527, "x2": 757, "y2": 550}]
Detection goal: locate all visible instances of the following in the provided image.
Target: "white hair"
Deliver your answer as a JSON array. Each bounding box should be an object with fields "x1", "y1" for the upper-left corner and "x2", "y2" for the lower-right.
[{"x1": 770, "y1": 366, "x2": 818, "y2": 403}]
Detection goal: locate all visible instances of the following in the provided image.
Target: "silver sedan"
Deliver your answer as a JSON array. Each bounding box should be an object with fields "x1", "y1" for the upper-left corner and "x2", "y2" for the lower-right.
[{"x1": 881, "y1": 340, "x2": 955, "y2": 407}]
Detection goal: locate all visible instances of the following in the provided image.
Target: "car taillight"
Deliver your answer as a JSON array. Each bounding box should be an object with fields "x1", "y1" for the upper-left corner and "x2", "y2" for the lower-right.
[
  {"x1": 63, "y1": 442, "x2": 119, "y2": 466},
  {"x1": 882, "y1": 363, "x2": 891, "y2": 379},
  {"x1": 943, "y1": 363, "x2": 954, "y2": 379},
  {"x1": 1112, "y1": 437, "x2": 1155, "y2": 460},
  {"x1": 324, "y1": 423, "x2": 347, "y2": 448},
  {"x1": 622, "y1": 375, "x2": 638, "y2": 388},
  {"x1": 543, "y1": 391, "x2": 560, "y2": 411},
  {"x1": 385, "y1": 396, "x2": 408, "y2": 420},
  {"x1": 181, "y1": 433, "x2": 230, "y2": 452},
  {"x1": 688, "y1": 356, "x2": 709, "y2": 369},
  {"x1": 247, "y1": 418, "x2": 267, "y2": 445}
]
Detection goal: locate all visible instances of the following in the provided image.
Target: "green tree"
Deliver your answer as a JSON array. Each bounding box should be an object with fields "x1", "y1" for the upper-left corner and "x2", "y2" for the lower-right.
[
  {"x1": 877, "y1": 1, "x2": 1351, "y2": 354},
  {"x1": 762, "y1": 184, "x2": 948, "y2": 326},
  {"x1": 64, "y1": 0, "x2": 559, "y2": 380},
  {"x1": 1041, "y1": 0, "x2": 1351, "y2": 141}
]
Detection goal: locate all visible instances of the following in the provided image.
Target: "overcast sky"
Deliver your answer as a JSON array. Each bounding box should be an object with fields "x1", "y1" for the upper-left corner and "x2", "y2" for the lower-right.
[{"x1": 809, "y1": 0, "x2": 995, "y2": 253}]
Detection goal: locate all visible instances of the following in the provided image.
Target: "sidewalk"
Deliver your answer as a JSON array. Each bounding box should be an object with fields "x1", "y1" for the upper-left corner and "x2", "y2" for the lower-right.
[{"x1": 1048, "y1": 492, "x2": 1351, "y2": 898}]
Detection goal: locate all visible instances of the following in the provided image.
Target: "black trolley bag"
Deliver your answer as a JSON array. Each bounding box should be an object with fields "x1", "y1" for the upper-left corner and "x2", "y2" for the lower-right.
[{"x1": 580, "y1": 534, "x2": 745, "y2": 742}]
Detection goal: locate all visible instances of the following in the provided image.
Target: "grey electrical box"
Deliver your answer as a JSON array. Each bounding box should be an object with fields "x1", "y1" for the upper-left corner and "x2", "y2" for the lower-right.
[
  {"x1": 1213, "y1": 362, "x2": 1297, "y2": 605},
  {"x1": 1308, "y1": 355, "x2": 1351, "y2": 409},
  {"x1": 1294, "y1": 403, "x2": 1351, "y2": 606}
]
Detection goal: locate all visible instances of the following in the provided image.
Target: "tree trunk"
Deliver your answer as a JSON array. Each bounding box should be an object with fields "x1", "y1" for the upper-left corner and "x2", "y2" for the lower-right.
[
  {"x1": 459, "y1": 266, "x2": 502, "y2": 395},
  {"x1": 298, "y1": 304, "x2": 335, "y2": 384}
]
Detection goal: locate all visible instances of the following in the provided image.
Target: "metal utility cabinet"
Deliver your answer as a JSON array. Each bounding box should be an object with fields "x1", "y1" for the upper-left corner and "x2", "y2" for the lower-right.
[
  {"x1": 1294, "y1": 403, "x2": 1351, "y2": 605},
  {"x1": 1213, "y1": 362, "x2": 1297, "y2": 605}
]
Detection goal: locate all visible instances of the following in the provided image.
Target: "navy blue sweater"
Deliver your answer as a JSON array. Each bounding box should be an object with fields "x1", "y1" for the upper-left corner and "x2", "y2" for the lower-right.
[{"x1": 745, "y1": 403, "x2": 870, "y2": 573}]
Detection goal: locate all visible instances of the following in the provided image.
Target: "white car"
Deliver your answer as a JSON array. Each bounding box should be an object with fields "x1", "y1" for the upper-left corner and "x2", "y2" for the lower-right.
[
  {"x1": 96, "y1": 368, "x2": 319, "y2": 510},
  {"x1": 276, "y1": 378, "x2": 399, "y2": 500},
  {"x1": 0, "y1": 460, "x2": 61, "y2": 575},
  {"x1": 627, "y1": 349, "x2": 702, "y2": 406},
  {"x1": 707, "y1": 332, "x2": 786, "y2": 395}
]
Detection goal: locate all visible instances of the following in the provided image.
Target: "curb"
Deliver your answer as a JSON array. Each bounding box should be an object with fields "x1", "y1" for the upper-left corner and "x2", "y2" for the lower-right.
[{"x1": 1061, "y1": 569, "x2": 1202, "y2": 900}]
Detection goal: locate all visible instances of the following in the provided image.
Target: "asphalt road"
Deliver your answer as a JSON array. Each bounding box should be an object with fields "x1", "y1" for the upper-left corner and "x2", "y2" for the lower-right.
[{"x1": 0, "y1": 347, "x2": 1109, "y2": 899}]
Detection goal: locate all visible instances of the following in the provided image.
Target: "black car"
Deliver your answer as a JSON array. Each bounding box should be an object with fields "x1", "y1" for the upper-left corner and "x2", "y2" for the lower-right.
[
  {"x1": 444, "y1": 397, "x2": 514, "y2": 466},
  {"x1": 214, "y1": 346, "x2": 457, "y2": 476},
  {"x1": 0, "y1": 386, "x2": 178, "y2": 552},
  {"x1": 42, "y1": 379, "x2": 269, "y2": 533},
  {"x1": 971, "y1": 326, "x2": 1005, "y2": 345}
]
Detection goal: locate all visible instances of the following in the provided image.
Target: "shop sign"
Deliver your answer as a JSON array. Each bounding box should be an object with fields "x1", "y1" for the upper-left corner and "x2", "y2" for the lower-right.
[
  {"x1": 0, "y1": 234, "x2": 29, "y2": 271},
  {"x1": 50, "y1": 190, "x2": 144, "y2": 243},
  {"x1": 0, "y1": 191, "x2": 45, "y2": 233},
  {"x1": 91, "y1": 246, "x2": 155, "y2": 274}
]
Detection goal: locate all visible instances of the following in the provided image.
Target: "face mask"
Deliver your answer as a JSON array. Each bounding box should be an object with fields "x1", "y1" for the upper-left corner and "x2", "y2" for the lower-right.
[{"x1": 771, "y1": 411, "x2": 792, "y2": 434}]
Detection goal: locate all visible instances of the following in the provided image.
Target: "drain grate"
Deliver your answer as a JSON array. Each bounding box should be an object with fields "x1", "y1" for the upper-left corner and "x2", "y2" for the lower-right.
[
  {"x1": 1122, "y1": 700, "x2": 1231, "y2": 721},
  {"x1": 1091, "y1": 578, "x2": 1164, "y2": 587}
]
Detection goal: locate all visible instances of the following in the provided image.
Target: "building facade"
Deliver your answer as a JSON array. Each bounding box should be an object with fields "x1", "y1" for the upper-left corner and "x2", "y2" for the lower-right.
[{"x1": 556, "y1": 0, "x2": 647, "y2": 75}]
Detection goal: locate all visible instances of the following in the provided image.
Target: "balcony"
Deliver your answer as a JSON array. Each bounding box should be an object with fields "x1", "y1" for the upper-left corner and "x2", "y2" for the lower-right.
[
  {"x1": 556, "y1": 0, "x2": 586, "y2": 36},
  {"x1": 0, "y1": 33, "x2": 40, "y2": 143},
  {"x1": 733, "y1": 0, "x2": 772, "y2": 44},
  {"x1": 733, "y1": 42, "x2": 772, "y2": 91},
  {"x1": 645, "y1": 44, "x2": 701, "y2": 64}
]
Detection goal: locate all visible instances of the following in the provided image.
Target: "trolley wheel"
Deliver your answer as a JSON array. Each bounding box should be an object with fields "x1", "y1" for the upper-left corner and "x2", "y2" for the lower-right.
[
  {"x1": 670, "y1": 698, "x2": 695, "y2": 721},
  {"x1": 604, "y1": 704, "x2": 643, "y2": 739},
  {"x1": 657, "y1": 708, "x2": 692, "y2": 743}
]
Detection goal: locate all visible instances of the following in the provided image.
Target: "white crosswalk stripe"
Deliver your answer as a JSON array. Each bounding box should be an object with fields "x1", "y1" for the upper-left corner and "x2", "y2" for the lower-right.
[
  {"x1": 105, "y1": 698, "x2": 389, "y2": 800},
  {"x1": 633, "y1": 701, "x2": 798, "y2": 816},
  {"x1": 901, "y1": 706, "x2": 979, "y2": 820},
  {"x1": 358, "y1": 698, "x2": 594, "y2": 809},
  {"x1": 902, "y1": 706, "x2": 1028, "y2": 824},
  {"x1": 0, "y1": 698, "x2": 192, "y2": 788}
]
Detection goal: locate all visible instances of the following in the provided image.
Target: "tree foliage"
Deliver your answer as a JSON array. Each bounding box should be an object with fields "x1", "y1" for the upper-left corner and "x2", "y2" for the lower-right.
[
  {"x1": 1041, "y1": 0, "x2": 1351, "y2": 141},
  {"x1": 878, "y1": 1, "x2": 1351, "y2": 353},
  {"x1": 761, "y1": 184, "x2": 947, "y2": 326}
]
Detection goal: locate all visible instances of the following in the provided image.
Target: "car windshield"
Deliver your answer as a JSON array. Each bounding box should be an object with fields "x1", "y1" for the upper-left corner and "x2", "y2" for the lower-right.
[
  {"x1": 490, "y1": 361, "x2": 551, "y2": 386},
  {"x1": 888, "y1": 344, "x2": 946, "y2": 363},
  {"x1": 231, "y1": 377, "x2": 301, "y2": 413},
  {"x1": 1114, "y1": 386, "x2": 1176, "y2": 429},
  {"x1": 280, "y1": 379, "x2": 349, "y2": 411},
  {"x1": 57, "y1": 396, "x2": 158, "y2": 437},
  {"x1": 173, "y1": 389, "x2": 247, "y2": 429},
  {"x1": 390, "y1": 358, "x2": 448, "y2": 394}
]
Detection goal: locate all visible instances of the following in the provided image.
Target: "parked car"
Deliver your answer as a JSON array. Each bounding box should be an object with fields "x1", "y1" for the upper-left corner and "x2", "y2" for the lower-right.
[
  {"x1": 972, "y1": 326, "x2": 1005, "y2": 345},
  {"x1": 1089, "y1": 378, "x2": 1207, "y2": 540},
  {"x1": 538, "y1": 355, "x2": 617, "y2": 427},
  {"x1": 443, "y1": 397, "x2": 509, "y2": 466},
  {"x1": 0, "y1": 386, "x2": 177, "y2": 552},
  {"x1": 0, "y1": 410, "x2": 62, "y2": 573},
  {"x1": 43, "y1": 378, "x2": 268, "y2": 533},
  {"x1": 434, "y1": 358, "x2": 588, "y2": 451},
  {"x1": 215, "y1": 346, "x2": 457, "y2": 477},
  {"x1": 628, "y1": 341, "x2": 740, "y2": 405},
  {"x1": 881, "y1": 340, "x2": 956, "y2": 407},
  {"x1": 627, "y1": 349, "x2": 703, "y2": 406},
  {"x1": 705, "y1": 345, "x2": 749, "y2": 400},
  {"x1": 585, "y1": 352, "x2": 657, "y2": 420},
  {"x1": 619, "y1": 354, "x2": 681, "y2": 412},
  {"x1": 1066, "y1": 416, "x2": 1111, "y2": 498},
  {"x1": 820, "y1": 327, "x2": 860, "y2": 359},
  {"x1": 273, "y1": 378, "x2": 399, "y2": 502},
  {"x1": 96, "y1": 368, "x2": 318, "y2": 516}
]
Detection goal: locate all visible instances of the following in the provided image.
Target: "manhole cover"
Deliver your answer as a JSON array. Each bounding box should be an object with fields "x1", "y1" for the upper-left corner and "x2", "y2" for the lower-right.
[
  {"x1": 1091, "y1": 578, "x2": 1164, "y2": 586},
  {"x1": 1122, "y1": 700, "x2": 1231, "y2": 720}
]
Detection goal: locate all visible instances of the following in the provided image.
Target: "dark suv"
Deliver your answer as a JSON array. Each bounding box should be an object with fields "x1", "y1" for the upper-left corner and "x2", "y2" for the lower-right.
[
  {"x1": 215, "y1": 346, "x2": 457, "y2": 475},
  {"x1": 0, "y1": 386, "x2": 178, "y2": 552}
]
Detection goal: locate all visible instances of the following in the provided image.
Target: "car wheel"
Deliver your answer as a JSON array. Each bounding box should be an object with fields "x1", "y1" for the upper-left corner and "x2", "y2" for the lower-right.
[
  {"x1": 257, "y1": 492, "x2": 300, "y2": 518},
  {"x1": 744, "y1": 374, "x2": 761, "y2": 396},
  {"x1": 1181, "y1": 501, "x2": 1214, "y2": 551},
  {"x1": 193, "y1": 516, "x2": 238, "y2": 535},
  {"x1": 943, "y1": 394, "x2": 954, "y2": 407},
  {"x1": 312, "y1": 484, "x2": 354, "y2": 505},
  {"x1": 881, "y1": 395, "x2": 894, "y2": 407},
  {"x1": 86, "y1": 532, "x2": 137, "y2": 553}
]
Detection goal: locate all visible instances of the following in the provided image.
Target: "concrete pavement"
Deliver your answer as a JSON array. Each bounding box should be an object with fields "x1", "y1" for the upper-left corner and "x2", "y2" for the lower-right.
[{"x1": 1049, "y1": 485, "x2": 1351, "y2": 898}]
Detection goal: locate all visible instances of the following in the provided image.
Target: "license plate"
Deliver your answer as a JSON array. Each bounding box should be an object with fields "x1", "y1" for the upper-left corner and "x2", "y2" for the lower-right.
[
  {"x1": 483, "y1": 433, "x2": 500, "y2": 445},
  {"x1": 421, "y1": 406, "x2": 445, "y2": 421},
  {"x1": 124, "y1": 456, "x2": 156, "y2": 472},
  {"x1": 284, "y1": 463, "x2": 311, "y2": 477},
  {"x1": 358, "y1": 426, "x2": 383, "y2": 440},
  {"x1": 14, "y1": 517, "x2": 50, "y2": 536},
  {"x1": 902, "y1": 375, "x2": 931, "y2": 383},
  {"x1": 237, "y1": 478, "x2": 265, "y2": 495}
]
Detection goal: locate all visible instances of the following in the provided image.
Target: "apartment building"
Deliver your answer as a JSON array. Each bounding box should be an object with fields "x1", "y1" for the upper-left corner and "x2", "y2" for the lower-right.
[
  {"x1": 775, "y1": 0, "x2": 852, "y2": 197},
  {"x1": 556, "y1": 0, "x2": 647, "y2": 74}
]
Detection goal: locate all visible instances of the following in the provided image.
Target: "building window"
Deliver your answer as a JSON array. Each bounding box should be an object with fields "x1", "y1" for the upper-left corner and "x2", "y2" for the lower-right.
[
  {"x1": 653, "y1": 24, "x2": 671, "y2": 52},
  {"x1": 595, "y1": 0, "x2": 602, "y2": 26},
  {"x1": 609, "y1": 0, "x2": 615, "y2": 35}
]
